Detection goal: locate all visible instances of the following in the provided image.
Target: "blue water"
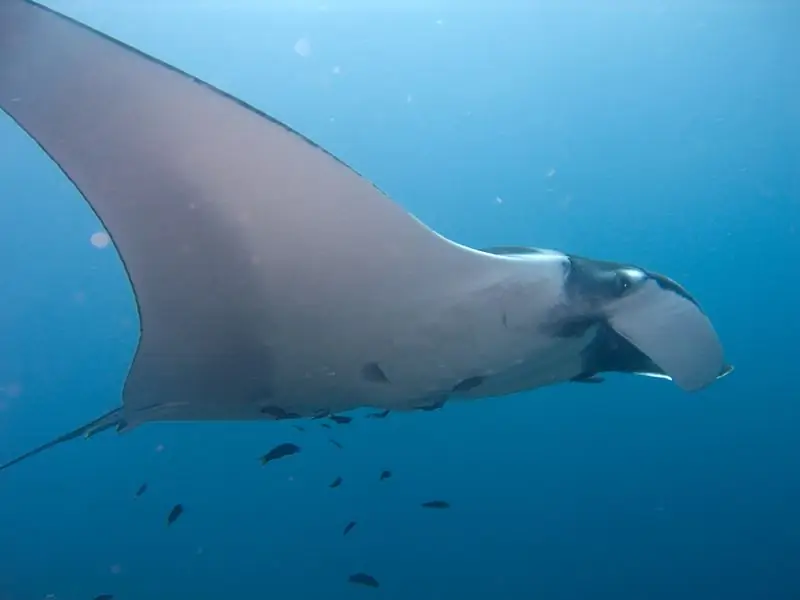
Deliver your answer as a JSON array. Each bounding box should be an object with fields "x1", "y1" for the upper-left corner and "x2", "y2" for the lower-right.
[{"x1": 1, "y1": 0, "x2": 798, "y2": 598}]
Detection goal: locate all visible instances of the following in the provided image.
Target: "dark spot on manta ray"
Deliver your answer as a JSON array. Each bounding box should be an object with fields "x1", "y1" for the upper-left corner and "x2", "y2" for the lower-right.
[
  {"x1": 366, "y1": 409, "x2": 390, "y2": 419},
  {"x1": 329, "y1": 476, "x2": 343, "y2": 488},
  {"x1": 343, "y1": 520, "x2": 357, "y2": 536},
  {"x1": 452, "y1": 376, "x2": 484, "y2": 393},
  {"x1": 329, "y1": 439, "x2": 344, "y2": 449},
  {"x1": 349, "y1": 572, "x2": 379, "y2": 588},
  {"x1": 135, "y1": 482, "x2": 148, "y2": 497},
  {"x1": 260, "y1": 406, "x2": 300, "y2": 420},
  {"x1": 361, "y1": 361, "x2": 390, "y2": 383},
  {"x1": 260, "y1": 442, "x2": 301, "y2": 465},
  {"x1": 167, "y1": 503, "x2": 184, "y2": 526},
  {"x1": 379, "y1": 470, "x2": 392, "y2": 481},
  {"x1": 329, "y1": 414, "x2": 352, "y2": 424},
  {"x1": 421, "y1": 500, "x2": 450, "y2": 509}
]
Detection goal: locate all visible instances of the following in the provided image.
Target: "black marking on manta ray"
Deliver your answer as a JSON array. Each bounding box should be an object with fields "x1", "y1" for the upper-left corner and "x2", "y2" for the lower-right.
[
  {"x1": 362, "y1": 362, "x2": 390, "y2": 383},
  {"x1": 452, "y1": 376, "x2": 484, "y2": 393},
  {"x1": 24, "y1": 1, "x2": 392, "y2": 200}
]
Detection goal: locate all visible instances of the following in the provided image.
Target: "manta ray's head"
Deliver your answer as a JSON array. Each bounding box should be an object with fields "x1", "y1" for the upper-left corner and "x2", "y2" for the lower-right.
[{"x1": 556, "y1": 254, "x2": 733, "y2": 391}]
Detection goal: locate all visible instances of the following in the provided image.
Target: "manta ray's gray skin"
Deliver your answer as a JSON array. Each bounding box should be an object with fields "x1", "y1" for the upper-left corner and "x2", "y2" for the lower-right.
[{"x1": 0, "y1": 0, "x2": 732, "y2": 472}]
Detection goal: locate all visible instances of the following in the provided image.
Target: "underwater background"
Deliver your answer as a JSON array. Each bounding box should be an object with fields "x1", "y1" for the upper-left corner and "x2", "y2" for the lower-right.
[{"x1": 1, "y1": 0, "x2": 798, "y2": 598}]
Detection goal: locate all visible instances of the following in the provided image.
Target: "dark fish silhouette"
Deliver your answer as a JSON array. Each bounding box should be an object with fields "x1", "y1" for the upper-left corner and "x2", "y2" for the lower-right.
[
  {"x1": 329, "y1": 414, "x2": 352, "y2": 424},
  {"x1": 349, "y1": 572, "x2": 379, "y2": 588},
  {"x1": 259, "y1": 406, "x2": 300, "y2": 420},
  {"x1": 321, "y1": 423, "x2": 332, "y2": 430},
  {"x1": 379, "y1": 470, "x2": 392, "y2": 481},
  {"x1": 260, "y1": 442, "x2": 301, "y2": 465},
  {"x1": 167, "y1": 503, "x2": 184, "y2": 525},
  {"x1": 329, "y1": 439, "x2": 344, "y2": 449},
  {"x1": 415, "y1": 396, "x2": 447, "y2": 411},
  {"x1": 94, "y1": 595, "x2": 114, "y2": 600},
  {"x1": 292, "y1": 425, "x2": 306, "y2": 432},
  {"x1": 311, "y1": 410, "x2": 329, "y2": 420},
  {"x1": 366, "y1": 409, "x2": 390, "y2": 419},
  {"x1": 421, "y1": 500, "x2": 450, "y2": 509},
  {"x1": 343, "y1": 520, "x2": 357, "y2": 536},
  {"x1": 329, "y1": 476, "x2": 343, "y2": 488},
  {"x1": 135, "y1": 482, "x2": 148, "y2": 497}
]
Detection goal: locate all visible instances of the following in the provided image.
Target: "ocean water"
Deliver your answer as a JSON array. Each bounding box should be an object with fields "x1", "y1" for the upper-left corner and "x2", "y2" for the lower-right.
[{"x1": 0, "y1": 0, "x2": 798, "y2": 598}]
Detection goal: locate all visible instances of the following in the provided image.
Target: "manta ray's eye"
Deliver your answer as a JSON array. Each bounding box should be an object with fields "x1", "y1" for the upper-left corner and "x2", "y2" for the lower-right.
[{"x1": 615, "y1": 273, "x2": 633, "y2": 295}]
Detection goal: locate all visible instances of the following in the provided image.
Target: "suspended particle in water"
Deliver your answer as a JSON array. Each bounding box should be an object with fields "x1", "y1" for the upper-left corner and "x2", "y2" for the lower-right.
[
  {"x1": 90, "y1": 231, "x2": 111, "y2": 248},
  {"x1": 294, "y1": 37, "x2": 311, "y2": 58}
]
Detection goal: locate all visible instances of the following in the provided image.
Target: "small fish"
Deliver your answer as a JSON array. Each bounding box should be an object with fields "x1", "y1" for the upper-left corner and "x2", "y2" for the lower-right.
[
  {"x1": 421, "y1": 500, "x2": 450, "y2": 509},
  {"x1": 94, "y1": 595, "x2": 114, "y2": 600},
  {"x1": 379, "y1": 470, "x2": 392, "y2": 481},
  {"x1": 260, "y1": 442, "x2": 301, "y2": 465},
  {"x1": 292, "y1": 425, "x2": 306, "y2": 432},
  {"x1": 329, "y1": 439, "x2": 344, "y2": 449},
  {"x1": 366, "y1": 409, "x2": 390, "y2": 419},
  {"x1": 329, "y1": 414, "x2": 352, "y2": 424},
  {"x1": 329, "y1": 476, "x2": 343, "y2": 488},
  {"x1": 259, "y1": 406, "x2": 300, "y2": 420},
  {"x1": 343, "y1": 520, "x2": 357, "y2": 535},
  {"x1": 311, "y1": 409, "x2": 329, "y2": 420},
  {"x1": 135, "y1": 482, "x2": 148, "y2": 497},
  {"x1": 415, "y1": 396, "x2": 447, "y2": 411},
  {"x1": 321, "y1": 423, "x2": 332, "y2": 429},
  {"x1": 348, "y1": 572, "x2": 379, "y2": 588},
  {"x1": 167, "y1": 503, "x2": 184, "y2": 526}
]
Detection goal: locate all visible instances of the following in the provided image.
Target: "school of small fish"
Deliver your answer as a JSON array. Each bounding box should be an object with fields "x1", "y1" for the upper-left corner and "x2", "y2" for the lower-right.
[{"x1": 112, "y1": 409, "x2": 450, "y2": 595}]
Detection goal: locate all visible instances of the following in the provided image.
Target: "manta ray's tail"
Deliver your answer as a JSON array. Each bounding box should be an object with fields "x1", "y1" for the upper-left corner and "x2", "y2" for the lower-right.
[{"x1": 0, "y1": 407, "x2": 126, "y2": 472}]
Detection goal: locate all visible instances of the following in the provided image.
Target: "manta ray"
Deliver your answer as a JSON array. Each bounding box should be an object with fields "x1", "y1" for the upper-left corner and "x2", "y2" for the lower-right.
[{"x1": 0, "y1": 0, "x2": 732, "y2": 472}]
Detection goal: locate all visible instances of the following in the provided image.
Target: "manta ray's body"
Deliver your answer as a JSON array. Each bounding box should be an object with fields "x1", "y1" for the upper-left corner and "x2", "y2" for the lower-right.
[{"x1": 0, "y1": 0, "x2": 731, "y2": 471}]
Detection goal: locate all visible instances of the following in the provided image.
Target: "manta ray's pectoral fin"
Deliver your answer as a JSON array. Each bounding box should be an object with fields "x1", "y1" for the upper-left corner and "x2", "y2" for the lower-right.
[{"x1": 0, "y1": 407, "x2": 126, "y2": 472}]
